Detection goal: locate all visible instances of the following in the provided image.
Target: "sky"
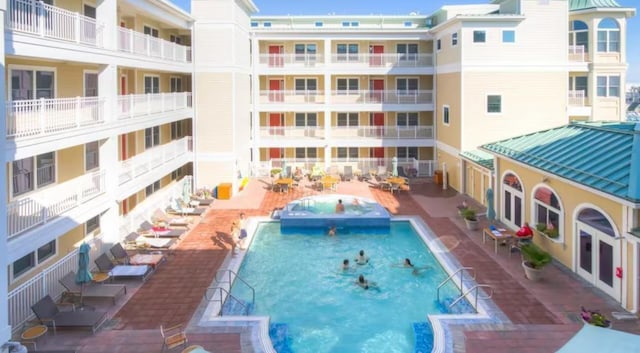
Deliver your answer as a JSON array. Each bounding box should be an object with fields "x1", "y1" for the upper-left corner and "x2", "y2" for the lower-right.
[{"x1": 175, "y1": 0, "x2": 640, "y2": 83}]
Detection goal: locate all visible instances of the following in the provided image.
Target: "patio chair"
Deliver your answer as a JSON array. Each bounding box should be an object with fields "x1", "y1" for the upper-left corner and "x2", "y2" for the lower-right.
[
  {"x1": 94, "y1": 253, "x2": 152, "y2": 282},
  {"x1": 341, "y1": 166, "x2": 354, "y2": 182},
  {"x1": 139, "y1": 221, "x2": 186, "y2": 238},
  {"x1": 31, "y1": 295, "x2": 108, "y2": 334},
  {"x1": 166, "y1": 198, "x2": 206, "y2": 216},
  {"x1": 160, "y1": 324, "x2": 188, "y2": 352},
  {"x1": 377, "y1": 165, "x2": 388, "y2": 180},
  {"x1": 397, "y1": 166, "x2": 409, "y2": 179},
  {"x1": 109, "y1": 243, "x2": 130, "y2": 264},
  {"x1": 59, "y1": 272, "x2": 127, "y2": 305}
]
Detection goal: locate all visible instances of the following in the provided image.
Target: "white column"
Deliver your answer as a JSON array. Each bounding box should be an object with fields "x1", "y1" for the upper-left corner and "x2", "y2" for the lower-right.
[
  {"x1": 96, "y1": 0, "x2": 117, "y2": 51},
  {"x1": 99, "y1": 64, "x2": 117, "y2": 121},
  {"x1": 323, "y1": 39, "x2": 332, "y2": 167}
]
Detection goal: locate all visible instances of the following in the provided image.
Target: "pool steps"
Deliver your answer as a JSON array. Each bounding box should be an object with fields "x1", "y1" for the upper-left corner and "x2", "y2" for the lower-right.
[
  {"x1": 222, "y1": 298, "x2": 254, "y2": 316},
  {"x1": 269, "y1": 323, "x2": 294, "y2": 353}
]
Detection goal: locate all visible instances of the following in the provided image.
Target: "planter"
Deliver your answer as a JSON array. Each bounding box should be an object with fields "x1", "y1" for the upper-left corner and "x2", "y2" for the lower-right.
[
  {"x1": 581, "y1": 317, "x2": 612, "y2": 328},
  {"x1": 464, "y1": 218, "x2": 479, "y2": 231},
  {"x1": 522, "y1": 261, "x2": 544, "y2": 281}
]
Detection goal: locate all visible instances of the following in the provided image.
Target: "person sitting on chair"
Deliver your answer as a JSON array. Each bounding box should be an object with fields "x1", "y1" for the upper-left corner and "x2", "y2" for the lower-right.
[{"x1": 516, "y1": 222, "x2": 533, "y2": 239}]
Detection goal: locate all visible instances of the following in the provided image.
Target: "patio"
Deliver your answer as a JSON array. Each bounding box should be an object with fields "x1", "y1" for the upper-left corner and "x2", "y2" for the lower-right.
[{"x1": 19, "y1": 177, "x2": 640, "y2": 353}]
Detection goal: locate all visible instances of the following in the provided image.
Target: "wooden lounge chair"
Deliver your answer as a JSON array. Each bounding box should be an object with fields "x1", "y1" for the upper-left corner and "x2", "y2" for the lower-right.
[
  {"x1": 160, "y1": 324, "x2": 188, "y2": 352},
  {"x1": 31, "y1": 295, "x2": 108, "y2": 334},
  {"x1": 59, "y1": 272, "x2": 126, "y2": 305}
]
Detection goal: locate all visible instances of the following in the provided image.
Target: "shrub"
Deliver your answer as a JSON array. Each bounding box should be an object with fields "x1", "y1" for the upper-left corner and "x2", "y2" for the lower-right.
[
  {"x1": 521, "y1": 243, "x2": 552, "y2": 269},
  {"x1": 461, "y1": 208, "x2": 477, "y2": 221}
]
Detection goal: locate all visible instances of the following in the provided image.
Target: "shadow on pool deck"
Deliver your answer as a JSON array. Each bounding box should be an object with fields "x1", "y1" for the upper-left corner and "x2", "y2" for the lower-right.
[{"x1": 23, "y1": 177, "x2": 640, "y2": 353}]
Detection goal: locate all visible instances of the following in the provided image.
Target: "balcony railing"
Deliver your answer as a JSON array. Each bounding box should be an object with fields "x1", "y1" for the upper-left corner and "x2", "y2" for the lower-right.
[
  {"x1": 118, "y1": 137, "x2": 193, "y2": 186},
  {"x1": 568, "y1": 90, "x2": 586, "y2": 106},
  {"x1": 569, "y1": 45, "x2": 586, "y2": 62},
  {"x1": 6, "y1": 0, "x2": 104, "y2": 47},
  {"x1": 331, "y1": 90, "x2": 433, "y2": 105},
  {"x1": 261, "y1": 157, "x2": 436, "y2": 177},
  {"x1": 117, "y1": 27, "x2": 191, "y2": 63},
  {"x1": 7, "y1": 169, "x2": 106, "y2": 239},
  {"x1": 118, "y1": 92, "x2": 192, "y2": 120},
  {"x1": 330, "y1": 53, "x2": 433, "y2": 67},
  {"x1": 259, "y1": 127, "x2": 325, "y2": 138},
  {"x1": 6, "y1": 97, "x2": 105, "y2": 139},
  {"x1": 332, "y1": 126, "x2": 434, "y2": 139},
  {"x1": 258, "y1": 54, "x2": 324, "y2": 67},
  {"x1": 259, "y1": 90, "x2": 325, "y2": 104}
]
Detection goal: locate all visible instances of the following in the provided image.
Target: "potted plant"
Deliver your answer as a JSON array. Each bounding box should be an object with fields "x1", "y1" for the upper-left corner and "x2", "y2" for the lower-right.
[
  {"x1": 581, "y1": 307, "x2": 611, "y2": 328},
  {"x1": 461, "y1": 208, "x2": 479, "y2": 231},
  {"x1": 520, "y1": 242, "x2": 552, "y2": 281},
  {"x1": 270, "y1": 168, "x2": 282, "y2": 179},
  {"x1": 535, "y1": 223, "x2": 559, "y2": 239}
]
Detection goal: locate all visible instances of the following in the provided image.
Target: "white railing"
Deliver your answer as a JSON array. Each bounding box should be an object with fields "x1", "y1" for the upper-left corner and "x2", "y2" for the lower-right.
[
  {"x1": 330, "y1": 53, "x2": 433, "y2": 67},
  {"x1": 6, "y1": 97, "x2": 105, "y2": 139},
  {"x1": 8, "y1": 233, "x2": 108, "y2": 333},
  {"x1": 258, "y1": 90, "x2": 324, "y2": 104},
  {"x1": 118, "y1": 137, "x2": 192, "y2": 186},
  {"x1": 258, "y1": 54, "x2": 324, "y2": 67},
  {"x1": 262, "y1": 157, "x2": 436, "y2": 177},
  {"x1": 568, "y1": 90, "x2": 586, "y2": 106},
  {"x1": 331, "y1": 126, "x2": 434, "y2": 139},
  {"x1": 6, "y1": 0, "x2": 104, "y2": 47},
  {"x1": 331, "y1": 90, "x2": 433, "y2": 105},
  {"x1": 569, "y1": 45, "x2": 586, "y2": 62},
  {"x1": 259, "y1": 127, "x2": 324, "y2": 138},
  {"x1": 117, "y1": 92, "x2": 192, "y2": 120},
  {"x1": 117, "y1": 27, "x2": 191, "y2": 63},
  {"x1": 7, "y1": 170, "x2": 106, "y2": 239}
]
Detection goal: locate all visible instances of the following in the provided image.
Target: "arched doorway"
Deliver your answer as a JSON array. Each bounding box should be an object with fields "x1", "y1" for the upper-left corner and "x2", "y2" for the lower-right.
[
  {"x1": 576, "y1": 208, "x2": 619, "y2": 300},
  {"x1": 502, "y1": 172, "x2": 523, "y2": 229}
]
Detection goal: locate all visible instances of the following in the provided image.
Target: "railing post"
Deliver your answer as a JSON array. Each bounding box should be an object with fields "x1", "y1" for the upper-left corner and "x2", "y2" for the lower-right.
[
  {"x1": 129, "y1": 29, "x2": 134, "y2": 53},
  {"x1": 146, "y1": 94, "x2": 151, "y2": 115},
  {"x1": 75, "y1": 96, "x2": 81, "y2": 128},
  {"x1": 39, "y1": 98, "x2": 46, "y2": 134},
  {"x1": 161, "y1": 92, "x2": 165, "y2": 112},
  {"x1": 146, "y1": 35, "x2": 150, "y2": 56},
  {"x1": 129, "y1": 94, "x2": 134, "y2": 119},
  {"x1": 74, "y1": 13, "x2": 81, "y2": 43},
  {"x1": 37, "y1": 1, "x2": 44, "y2": 37}
]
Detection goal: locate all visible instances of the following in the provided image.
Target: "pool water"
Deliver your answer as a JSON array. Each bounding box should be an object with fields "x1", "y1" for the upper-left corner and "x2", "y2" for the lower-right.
[
  {"x1": 231, "y1": 221, "x2": 466, "y2": 353},
  {"x1": 289, "y1": 196, "x2": 375, "y2": 215}
]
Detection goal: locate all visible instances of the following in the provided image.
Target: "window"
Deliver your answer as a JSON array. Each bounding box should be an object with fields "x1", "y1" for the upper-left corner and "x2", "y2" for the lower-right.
[
  {"x1": 37, "y1": 240, "x2": 56, "y2": 262},
  {"x1": 533, "y1": 187, "x2": 562, "y2": 239},
  {"x1": 171, "y1": 167, "x2": 184, "y2": 180},
  {"x1": 85, "y1": 141, "x2": 99, "y2": 171},
  {"x1": 170, "y1": 77, "x2": 182, "y2": 92},
  {"x1": 145, "y1": 126, "x2": 160, "y2": 149},
  {"x1": 171, "y1": 121, "x2": 183, "y2": 140},
  {"x1": 436, "y1": 39, "x2": 441, "y2": 51},
  {"x1": 397, "y1": 43, "x2": 418, "y2": 61},
  {"x1": 337, "y1": 113, "x2": 359, "y2": 126},
  {"x1": 294, "y1": 43, "x2": 317, "y2": 61},
  {"x1": 314, "y1": 21, "x2": 323, "y2": 27},
  {"x1": 597, "y1": 18, "x2": 620, "y2": 52},
  {"x1": 263, "y1": 22, "x2": 272, "y2": 27},
  {"x1": 294, "y1": 78, "x2": 317, "y2": 93},
  {"x1": 397, "y1": 147, "x2": 418, "y2": 159},
  {"x1": 473, "y1": 30, "x2": 486, "y2": 43},
  {"x1": 342, "y1": 21, "x2": 350, "y2": 27},
  {"x1": 169, "y1": 35, "x2": 182, "y2": 44},
  {"x1": 397, "y1": 112, "x2": 418, "y2": 126},
  {"x1": 10, "y1": 68, "x2": 55, "y2": 100},
  {"x1": 502, "y1": 30, "x2": 515, "y2": 43},
  {"x1": 295, "y1": 148, "x2": 317, "y2": 159},
  {"x1": 12, "y1": 157, "x2": 33, "y2": 196},
  {"x1": 351, "y1": 22, "x2": 359, "y2": 27},
  {"x1": 145, "y1": 180, "x2": 161, "y2": 197},
  {"x1": 452, "y1": 32, "x2": 458, "y2": 46},
  {"x1": 597, "y1": 76, "x2": 620, "y2": 97},
  {"x1": 569, "y1": 20, "x2": 589, "y2": 53},
  {"x1": 143, "y1": 25, "x2": 159, "y2": 37},
  {"x1": 86, "y1": 215, "x2": 100, "y2": 235},
  {"x1": 396, "y1": 78, "x2": 418, "y2": 95},
  {"x1": 295, "y1": 113, "x2": 317, "y2": 127},
  {"x1": 487, "y1": 95, "x2": 502, "y2": 113},
  {"x1": 12, "y1": 253, "x2": 35, "y2": 279},
  {"x1": 443, "y1": 105, "x2": 450, "y2": 124},
  {"x1": 337, "y1": 43, "x2": 358, "y2": 61},
  {"x1": 84, "y1": 72, "x2": 98, "y2": 97},
  {"x1": 251, "y1": 21, "x2": 258, "y2": 27},
  {"x1": 144, "y1": 76, "x2": 160, "y2": 94},
  {"x1": 83, "y1": 4, "x2": 96, "y2": 19},
  {"x1": 36, "y1": 152, "x2": 55, "y2": 187},
  {"x1": 404, "y1": 21, "x2": 412, "y2": 27},
  {"x1": 337, "y1": 78, "x2": 359, "y2": 93},
  {"x1": 337, "y1": 147, "x2": 359, "y2": 159}
]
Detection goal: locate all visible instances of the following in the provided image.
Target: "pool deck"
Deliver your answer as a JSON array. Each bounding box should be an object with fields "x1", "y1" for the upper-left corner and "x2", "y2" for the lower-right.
[{"x1": 25, "y1": 177, "x2": 640, "y2": 352}]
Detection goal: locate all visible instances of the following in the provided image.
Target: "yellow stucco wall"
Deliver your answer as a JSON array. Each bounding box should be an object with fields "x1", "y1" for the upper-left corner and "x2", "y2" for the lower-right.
[
  {"x1": 435, "y1": 72, "x2": 461, "y2": 149},
  {"x1": 435, "y1": 149, "x2": 461, "y2": 191},
  {"x1": 57, "y1": 145, "x2": 85, "y2": 182},
  {"x1": 6, "y1": 59, "x2": 98, "y2": 98}
]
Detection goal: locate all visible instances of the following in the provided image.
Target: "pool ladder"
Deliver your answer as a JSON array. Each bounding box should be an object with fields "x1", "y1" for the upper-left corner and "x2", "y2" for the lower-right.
[
  {"x1": 204, "y1": 269, "x2": 255, "y2": 316},
  {"x1": 436, "y1": 267, "x2": 493, "y2": 313}
]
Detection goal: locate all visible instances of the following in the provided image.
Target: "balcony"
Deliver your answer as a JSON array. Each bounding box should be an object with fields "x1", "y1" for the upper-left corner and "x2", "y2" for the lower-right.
[
  {"x1": 258, "y1": 54, "x2": 324, "y2": 68},
  {"x1": 117, "y1": 27, "x2": 191, "y2": 63},
  {"x1": 118, "y1": 92, "x2": 192, "y2": 120},
  {"x1": 568, "y1": 90, "x2": 591, "y2": 117},
  {"x1": 259, "y1": 127, "x2": 325, "y2": 139},
  {"x1": 7, "y1": 170, "x2": 106, "y2": 239},
  {"x1": 329, "y1": 53, "x2": 433, "y2": 68},
  {"x1": 258, "y1": 157, "x2": 436, "y2": 177},
  {"x1": 259, "y1": 90, "x2": 325, "y2": 105},
  {"x1": 332, "y1": 125, "x2": 434, "y2": 139},
  {"x1": 568, "y1": 90, "x2": 586, "y2": 106},
  {"x1": 569, "y1": 45, "x2": 587, "y2": 62},
  {"x1": 331, "y1": 90, "x2": 433, "y2": 105},
  {"x1": 118, "y1": 136, "x2": 193, "y2": 187}
]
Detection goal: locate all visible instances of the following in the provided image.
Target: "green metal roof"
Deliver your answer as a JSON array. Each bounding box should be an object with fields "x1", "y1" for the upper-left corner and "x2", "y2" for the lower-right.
[
  {"x1": 460, "y1": 150, "x2": 494, "y2": 170},
  {"x1": 570, "y1": 0, "x2": 622, "y2": 11},
  {"x1": 481, "y1": 121, "x2": 640, "y2": 203}
]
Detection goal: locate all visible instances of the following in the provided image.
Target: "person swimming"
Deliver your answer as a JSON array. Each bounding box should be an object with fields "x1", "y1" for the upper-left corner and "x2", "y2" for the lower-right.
[
  {"x1": 355, "y1": 250, "x2": 369, "y2": 265},
  {"x1": 392, "y1": 258, "x2": 431, "y2": 276},
  {"x1": 341, "y1": 259, "x2": 354, "y2": 272},
  {"x1": 355, "y1": 274, "x2": 378, "y2": 290}
]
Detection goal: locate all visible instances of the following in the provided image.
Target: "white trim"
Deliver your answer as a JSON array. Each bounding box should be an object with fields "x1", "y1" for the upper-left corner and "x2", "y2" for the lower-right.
[
  {"x1": 435, "y1": 141, "x2": 459, "y2": 159},
  {"x1": 500, "y1": 170, "x2": 525, "y2": 229},
  {"x1": 531, "y1": 183, "x2": 565, "y2": 244}
]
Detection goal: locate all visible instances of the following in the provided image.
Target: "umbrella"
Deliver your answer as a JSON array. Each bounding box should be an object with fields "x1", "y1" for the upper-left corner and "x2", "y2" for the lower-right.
[
  {"x1": 281, "y1": 159, "x2": 287, "y2": 178},
  {"x1": 486, "y1": 188, "x2": 496, "y2": 223},
  {"x1": 75, "y1": 242, "x2": 93, "y2": 308},
  {"x1": 391, "y1": 156, "x2": 398, "y2": 177},
  {"x1": 182, "y1": 178, "x2": 191, "y2": 204}
]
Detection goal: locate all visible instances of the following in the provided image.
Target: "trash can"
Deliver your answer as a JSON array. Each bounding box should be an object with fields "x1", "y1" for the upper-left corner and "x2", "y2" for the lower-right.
[
  {"x1": 217, "y1": 183, "x2": 232, "y2": 200},
  {"x1": 434, "y1": 170, "x2": 443, "y2": 185}
]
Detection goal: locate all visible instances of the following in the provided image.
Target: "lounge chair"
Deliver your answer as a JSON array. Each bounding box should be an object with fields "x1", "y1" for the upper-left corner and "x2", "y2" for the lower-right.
[
  {"x1": 153, "y1": 208, "x2": 192, "y2": 228},
  {"x1": 109, "y1": 243, "x2": 130, "y2": 264},
  {"x1": 94, "y1": 253, "x2": 152, "y2": 282},
  {"x1": 125, "y1": 232, "x2": 178, "y2": 252},
  {"x1": 31, "y1": 295, "x2": 108, "y2": 334},
  {"x1": 377, "y1": 165, "x2": 388, "y2": 180},
  {"x1": 59, "y1": 272, "x2": 126, "y2": 305},
  {"x1": 341, "y1": 166, "x2": 354, "y2": 182},
  {"x1": 160, "y1": 324, "x2": 188, "y2": 352},
  {"x1": 167, "y1": 198, "x2": 206, "y2": 216},
  {"x1": 397, "y1": 166, "x2": 410, "y2": 179},
  {"x1": 140, "y1": 221, "x2": 186, "y2": 238}
]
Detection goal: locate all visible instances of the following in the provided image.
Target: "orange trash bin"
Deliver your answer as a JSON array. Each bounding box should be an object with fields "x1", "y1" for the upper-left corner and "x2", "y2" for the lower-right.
[{"x1": 217, "y1": 183, "x2": 232, "y2": 200}]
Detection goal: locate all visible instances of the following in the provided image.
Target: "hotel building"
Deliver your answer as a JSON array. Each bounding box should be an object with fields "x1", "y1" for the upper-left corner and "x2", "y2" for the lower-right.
[{"x1": 0, "y1": 0, "x2": 636, "y2": 348}]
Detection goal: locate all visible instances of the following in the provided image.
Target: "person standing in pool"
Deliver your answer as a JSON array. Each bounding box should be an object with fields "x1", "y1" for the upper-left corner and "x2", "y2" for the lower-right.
[
  {"x1": 335, "y1": 199, "x2": 345, "y2": 213},
  {"x1": 355, "y1": 250, "x2": 369, "y2": 265},
  {"x1": 328, "y1": 226, "x2": 337, "y2": 237},
  {"x1": 341, "y1": 259, "x2": 354, "y2": 272}
]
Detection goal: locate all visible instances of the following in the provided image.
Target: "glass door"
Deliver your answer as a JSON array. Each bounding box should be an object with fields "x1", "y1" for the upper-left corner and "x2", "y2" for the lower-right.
[{"x1": 576, "y1": 222, "x2": 619, "y2": 300}]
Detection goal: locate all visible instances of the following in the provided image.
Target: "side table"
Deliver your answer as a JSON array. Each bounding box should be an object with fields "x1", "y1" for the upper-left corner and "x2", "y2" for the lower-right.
[
  {"x1": 92, "y1": 272, "x2": 110, "y2": 283},
  {"x1": 21, "y1": 324, "x2": 48, "y2": 350}
]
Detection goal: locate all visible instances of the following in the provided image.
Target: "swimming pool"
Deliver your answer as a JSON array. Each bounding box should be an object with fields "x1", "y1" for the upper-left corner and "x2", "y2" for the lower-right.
[
  {"x1": 230, "y1": 221, "x2": 471, "y2": 353},
  {"x1": 279, "y1": 195, "x2": 390, "y2": 229}
]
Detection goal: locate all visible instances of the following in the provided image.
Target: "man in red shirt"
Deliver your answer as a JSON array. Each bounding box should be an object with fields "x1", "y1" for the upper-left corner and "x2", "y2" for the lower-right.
[{"x1": 516, "y1": 222, "x2": 533, "y2": 239}]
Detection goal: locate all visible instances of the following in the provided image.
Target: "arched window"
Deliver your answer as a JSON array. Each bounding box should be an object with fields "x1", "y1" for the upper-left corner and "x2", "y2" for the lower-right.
[
  {"x1": 533, "y1": 186, "x2": 562, "y2": 239},
  {"x1": 597, "y1": 18, "x2": 620, "y2": 53},
  {"x1": 569, "y1": 20, "x2": 589, "y2": 53}
]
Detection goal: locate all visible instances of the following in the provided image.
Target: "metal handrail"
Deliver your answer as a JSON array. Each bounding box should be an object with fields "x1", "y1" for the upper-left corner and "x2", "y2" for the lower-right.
[
  {"x1": 215, "y1": 269, "x2": 255, "y2": 307},
  {"x1": 436, "y1": 267, "x2": 475, "y2": 302},
  {"x1": 204, "y1": 286, "x2": 249, "y2": 316},
  {"x1": 448, "y1": 284, "x2": 493, "y2": 313}
]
